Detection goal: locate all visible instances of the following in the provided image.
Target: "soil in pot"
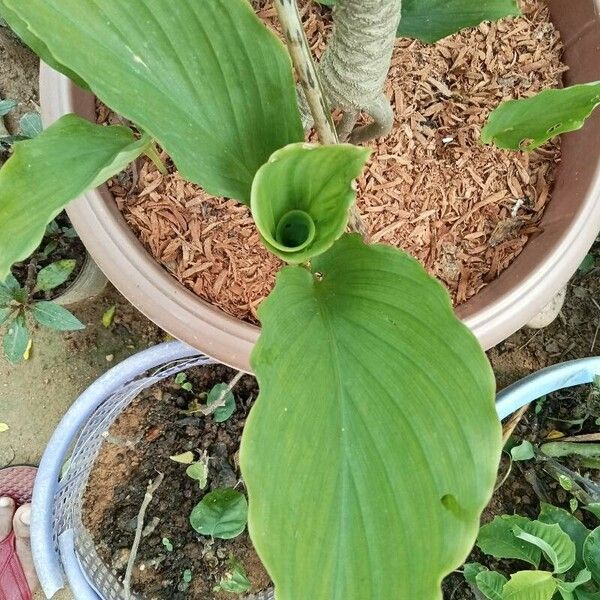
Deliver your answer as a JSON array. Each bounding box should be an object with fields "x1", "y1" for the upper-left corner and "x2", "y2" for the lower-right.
[
  {"x1": 83, "y1": 364, "x2": 271, "y2": 599},
  {"x1": 103, "y1": 0, "x2": 566, "y2": 324},
  {"x1": 442, "y1": 380, "x2": 600, "y2": 599}
]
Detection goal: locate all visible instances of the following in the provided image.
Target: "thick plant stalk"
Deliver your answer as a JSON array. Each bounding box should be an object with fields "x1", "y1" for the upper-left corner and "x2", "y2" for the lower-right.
[
  {"x1": 320, "y1": 0, "x2": 402, "y2": 143},
  {"x1": 275, "y1": 0, "x2": 338, "y2": 145},
  {"x1": 274, "y1": 0, "x2": 369, "y2": 239}
]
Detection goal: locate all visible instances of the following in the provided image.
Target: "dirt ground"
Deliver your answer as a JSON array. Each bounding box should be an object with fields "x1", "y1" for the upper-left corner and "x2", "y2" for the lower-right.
[{"x1": 0, "y1": 17, "x2": 599, "y2": 600}]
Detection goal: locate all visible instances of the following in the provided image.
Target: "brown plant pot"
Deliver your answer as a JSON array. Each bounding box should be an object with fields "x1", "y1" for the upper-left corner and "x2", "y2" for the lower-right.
[{"x1": 40, "y1": 0, "x2": 600, "y2": 372}]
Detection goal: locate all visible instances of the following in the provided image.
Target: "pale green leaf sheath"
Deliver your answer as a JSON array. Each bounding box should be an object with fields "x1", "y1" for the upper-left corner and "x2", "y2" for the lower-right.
[
  {"x1": 240, "y1": 234, "x2": 501, "y2": 600},
  {"x1": 482, "y1": 82, "x2": 600, "y2": 151},
  {"x1": 4, "y1": 0, "x2": 304, "y2": 204},
  {"x1": 251, "y1": 143, "x2": 370, "y2": 263},
  {"x1": 0, "y1": 114, "x2": 149, "y2": 279},
  {"x1": 398, "y1": 0, "x2": 521, "y2": 42}
]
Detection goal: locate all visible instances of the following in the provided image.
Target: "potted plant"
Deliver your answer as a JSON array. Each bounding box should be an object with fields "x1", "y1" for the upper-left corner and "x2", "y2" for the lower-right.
[
  {"x1": 0, "y1": 0, "x2": 596, "y2": 370},
  {"x1": 0, "y1": 0, "x2": 598, "y2": 597}
]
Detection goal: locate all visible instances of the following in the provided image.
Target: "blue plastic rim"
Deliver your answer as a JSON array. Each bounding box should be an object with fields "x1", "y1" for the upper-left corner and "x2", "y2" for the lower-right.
[{"x1": 31, "y1": 345, "x2": 600, "y2": 599}]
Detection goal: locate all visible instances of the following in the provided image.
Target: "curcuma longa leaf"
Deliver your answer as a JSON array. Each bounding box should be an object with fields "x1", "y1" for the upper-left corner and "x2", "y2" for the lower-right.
[
  {"x1": 0, "y1": 114, "x2": 150, "y2": 280},
  {"x1": 251, "y1": 143, "x2": 370, "y2": 263},
  {"x1": 240, "y1": 234, "x2": 502, "y2": 600},
  {"x1": 397, "y1": 0, "x2": 521, "y2": 43},
  {"x1": 481, "y1": 82, "x2": 600, "y2": 151},
  {"x1": 4, "y1": 0, "x2": 303, "y2": 205}
]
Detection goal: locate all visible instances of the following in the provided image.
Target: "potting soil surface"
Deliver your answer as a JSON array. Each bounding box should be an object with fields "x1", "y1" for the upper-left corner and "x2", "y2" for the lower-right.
[
  {"x1": 109, "y1": 0, "x2": 565, "y2": 323},
  {"x1": 82, "y1": 365, "x2": 271, "y2": 599}
]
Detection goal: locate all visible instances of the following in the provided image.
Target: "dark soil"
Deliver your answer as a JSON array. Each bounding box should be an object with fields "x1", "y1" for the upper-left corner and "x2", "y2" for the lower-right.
[{"x1": 83, "y1": 364, "x2": 271, "y2": 599}]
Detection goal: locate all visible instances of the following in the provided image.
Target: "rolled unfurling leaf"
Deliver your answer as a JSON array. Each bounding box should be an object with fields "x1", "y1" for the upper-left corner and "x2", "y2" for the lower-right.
[{"x1": 251, "y1": 143, "x2": 370, "y2": 264}]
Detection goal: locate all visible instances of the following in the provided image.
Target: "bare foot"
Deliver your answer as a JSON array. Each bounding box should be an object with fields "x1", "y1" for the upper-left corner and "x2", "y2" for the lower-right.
[{"x1": 0, "y1": 497, "x2": 39, "y2": 594}]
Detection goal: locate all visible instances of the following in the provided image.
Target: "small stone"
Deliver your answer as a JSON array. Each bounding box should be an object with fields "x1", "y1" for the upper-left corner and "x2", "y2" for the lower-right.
[{"x1": 106, "y1": 354, "x2": 114, "y2": 362}]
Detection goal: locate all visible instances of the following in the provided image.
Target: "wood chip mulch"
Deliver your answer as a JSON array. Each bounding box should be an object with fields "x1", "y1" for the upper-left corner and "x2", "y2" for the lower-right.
[{"x1": 105, "y1": 0, "x2": 566, "y2": 325}]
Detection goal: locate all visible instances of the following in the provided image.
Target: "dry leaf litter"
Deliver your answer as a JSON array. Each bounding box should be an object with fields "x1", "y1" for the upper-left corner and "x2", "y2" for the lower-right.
[{"x1": 101, "y1": 0, "x2": 566, "y2": 324}]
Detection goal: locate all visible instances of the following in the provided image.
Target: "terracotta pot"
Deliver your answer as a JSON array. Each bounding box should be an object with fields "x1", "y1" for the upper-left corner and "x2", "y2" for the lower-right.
[{"x1": 39, "y1": 0, "x2": 600, "y2": 372}]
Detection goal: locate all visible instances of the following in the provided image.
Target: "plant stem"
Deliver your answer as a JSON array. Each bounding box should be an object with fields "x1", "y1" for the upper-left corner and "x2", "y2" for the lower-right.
[
  {"x1": 274, "y1": 0, "x2": 368, "y2": 239},
  {"x1": 124, "y1": 472, "x2": 164, "y2": 600},
  {"x1": 274, "y1": 0, "x2": 337, "y2": 145},
  {"x1": 145, "y1": 142, "x2": 168, "y2": 175}
]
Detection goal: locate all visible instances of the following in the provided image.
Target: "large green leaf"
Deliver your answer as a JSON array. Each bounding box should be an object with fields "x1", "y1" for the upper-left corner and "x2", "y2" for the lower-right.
[
  {"x1": 478, "y1": 515, "x2": 542, "y2": 567},
  {"x1": 482, "y1": 83, "x2": 600, "y2": 151},
  {"x1": 514, "y1": 521, "x2": 576, "y2": 574},
  {"x1": 5, "y1": 0, "x2": 303, "y2": 204},
  {"x1": 240, "y1": 234, "x2": 501, "y2": 600},
  {"x1": 398, "y1": 0, "x2": 521, "y2": 43},
  {"x1": 0, "y1": 114, "x2": 149, "y2": 279},
  {"x1": 584, "y1": 528, "x2": 600, "y2": 582},
  {"x1": 251, "y1": 143, "x2": 370, "y2": 263},
  {"x1": 539, "y1": 503, "x2": 591, "y2": 570},
  {"x1": 557, "y1": 570, "x2": 592, "y2": 595},
  {"x1": 0, "y1": 1, "x2": 88, "y2": 90},
  {"x1": 502, "y1": 571, "x2": 557, "y2": 600}
]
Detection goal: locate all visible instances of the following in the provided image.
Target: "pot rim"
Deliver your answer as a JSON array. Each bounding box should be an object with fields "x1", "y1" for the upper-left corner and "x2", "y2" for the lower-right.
[{"x1": 39, "y1": 1, "x2": 600, "y2": 370}]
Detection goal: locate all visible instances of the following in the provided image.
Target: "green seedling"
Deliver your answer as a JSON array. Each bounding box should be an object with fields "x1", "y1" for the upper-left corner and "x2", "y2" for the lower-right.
[
  {"x1": 190, "y1": 488, "x2": 247, "y2": 540},
  {"x1": 467, "y1": 503, "x2": 600, "y2": 599},
  {"x1": 175, "y1": 372, "x2": 193, "y2": 392},
  {"x1": 1, "y1": 265, "x2": 84, "y2": 364},
  {"x1": 214, "y1": 557, "x2": 252, "y2": 594},
  {"x1": 162, "y1": 537, "x2": 174, "y2": 552}
]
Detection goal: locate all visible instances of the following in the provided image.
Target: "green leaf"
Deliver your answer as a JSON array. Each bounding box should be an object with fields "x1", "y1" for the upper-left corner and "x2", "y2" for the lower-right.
[
  {"x1": 101, "y1": 305, "x2": 116, "y2": 328},
  {"x1": 539, "y1": 503, "x2": 591, "y2": 570},
  {"x1": 557, "y1": 569, "x2": 592, "y2": 593},
  {"x1": 31, "y1": 302, "x2": 85, "y2": 331},
  {"x1": 19, "y1": 112, "x2": 42, "y2": 138},
  {"x1": 0, "y1": 99, "x2": 16, "y2": 117},
  {"x1": 502, "y1": 571, "x2": 557, "y2": 600},
  {"x1": 35, "y1": 259, "x2": 76, "y2": 292},
  {"x1": 513, "y1": 521, "x2": 576, "y2": 574},
  {"x1": 190, "y1": 488, "x2": 247, "y2": 540},
  {"x1": 214, "y1": 558, "x2": 252, "y2": 594},
  {"x1": 0, "y1": 307, "x2": 14, "y2": 326},
  {"x1": 575, "y1": 590, "x2": 600, "y2": 600},
  {"x1": 398, "y1": 0, "x2": 521, "y2": 42},
  {"x1": 186, "y1": 462, "x2": 208, "y2": 490},
  {"x1": 5, "y1": 0, "x2": 303, "y2": 204},
  {"x1": 579, "y1": 254, "x2": 596, "y2": 275},
  {"x1": 2, "y1": 315, "x2": 28, "y2": 364},
  {"x1": 583, "y1": 528, "x2": 600, "y2": 582},
  {"x1": 511, "y1": 440, "x2": 535, "y2": 461},
  {"x1": 169, "y1": 451, "x2": 195, "y2": 465},
  {"x1": 161, "y1": 537, "x2": 173, "y2": 552},
  {"x1": 182, "y1": 569, "x2": 193, "y2": 584},
  {"x1": 251, "y1": 143, "x2": 370, "y2": 263},
  {"x1": 482, "y1": 83, "x2": 600, "y2": 151},
  {"x1": 464, "y1": 563, "x2": 488, "y2": 585},
  {"x1": 240, "y1": 234, "x2": 501, "y2": 600},
  {"x1": 475, "y1": 570, "x2": 507, "y2": 600},
  {"x1": 0, "y1": 113, "x2": 150, "y2": 279},
  {"x1": 0, "y1": 273, "x2": 20, "y2": 303},
  {"x1": 478, "y1": 515, "x2": 542, "y2": 567},
  {"x1": 316, "y1": 0, "x2": 520, "y2": 43},
  {"x1": 207, "y1": 383, "x2": 236, "y2": 423}
]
